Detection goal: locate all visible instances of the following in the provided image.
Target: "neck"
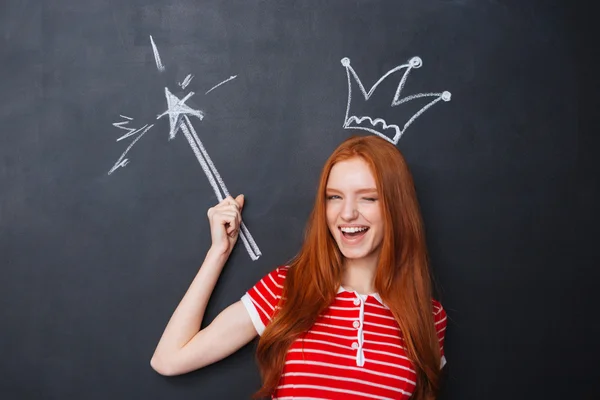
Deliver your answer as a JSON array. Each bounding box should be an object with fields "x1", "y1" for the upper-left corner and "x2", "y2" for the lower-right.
[{"x1": 340, "y1": 254, "x2": 379, "y2": 295}]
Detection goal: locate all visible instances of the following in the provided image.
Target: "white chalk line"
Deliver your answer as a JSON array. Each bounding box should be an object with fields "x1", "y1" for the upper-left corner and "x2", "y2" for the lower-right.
[
  {"x1": 180, "y1": 74, "x2": 194, "y2": 89},
  {"x1": 154, "y1": 86, "x2": 260, "y2": 260},
  {"x1": 113, "y1": 119, "x2": 152, "y2": 142},
  {"x1": 108, "y1": 124, "x2": 154, "y2": 175},
  {"x1": 184, "y1": 116, "x2": 261, "y2": 257},
  {"x1": 205, "y1": 75, "x2": 237, "y2": 95},
  {"x1": 183, "y1": 115, "x2": 227, "y2": 198},
  {"x1": 345, "y1": 57, "x2": 421, "y2": 102},
  {"x1": 110, "y1": 35, "x2": 258, "y2": 259},
  {"x1": 345, "y1": 94, "x2": 448, "y2": 143},
  {"x1": 181, "y1": 116, "x2": 261, "y2": 260},
  {"x1": 341, "y1": 56, "x2": 451, "y2": 144},
  {"x1": 157, "y1": 88, "x2": 204, "y2": 139},
  {"x1": 149, "y1": 35, "x2": 165, "y2": 72},
  {"x1": 178, "y1": 121, "x2": 225, "y2": 200}
]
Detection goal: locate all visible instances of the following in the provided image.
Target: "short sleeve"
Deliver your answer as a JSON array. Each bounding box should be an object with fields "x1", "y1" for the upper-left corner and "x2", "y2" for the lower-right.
[
  {"x1": 432, "y1": 299, "x2": 448, "y2": 369},
  {"x1": 241, "y1": 266, "x2": 288, "y2": 335}
]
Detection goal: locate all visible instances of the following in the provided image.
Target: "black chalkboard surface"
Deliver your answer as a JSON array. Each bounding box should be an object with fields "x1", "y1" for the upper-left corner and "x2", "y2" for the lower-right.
[{"x1": 1, "y1": 1, "x2": 597, "y2": 399}]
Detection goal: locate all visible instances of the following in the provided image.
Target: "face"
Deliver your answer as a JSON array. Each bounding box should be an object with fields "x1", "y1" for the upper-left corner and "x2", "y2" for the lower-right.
[{"x1": 325, "y1": 157, "x2": 384, "y2": 266}]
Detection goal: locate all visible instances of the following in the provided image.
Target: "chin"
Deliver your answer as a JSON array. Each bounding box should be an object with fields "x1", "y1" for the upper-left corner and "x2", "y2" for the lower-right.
[
  {"x1": 340, "y1": 249, "x2": 369, "y2": 260},
  {"x1": 336, "y1": 241, "x2": 382, "y2": 263},
  {"x1": 338, "y1": 244, "x2": 378, "y2": 260}
]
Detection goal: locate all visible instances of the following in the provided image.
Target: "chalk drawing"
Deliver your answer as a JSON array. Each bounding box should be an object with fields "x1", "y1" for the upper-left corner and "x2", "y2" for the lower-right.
[
  {"x1": 108, "y1": 36, "x2": 261, "y2": 261},
  {"x1": 108, "y1": 116, "x2": 154, "y2": 175},
  {"x1": 156, "y1": 89, "x2": 204, "y2": 139},
  {"x1": 149, "y1": 35, "x2": 165, "y2": 72},
  {"x1": 341, "y1": 56, "x2": 451, "y2": 144},
  {"x1": 205, "y1": 75, "x2": 237, "y2": 95},
  {"x1": 179, "y1": 74, "x2": 194, "y2": 89}
]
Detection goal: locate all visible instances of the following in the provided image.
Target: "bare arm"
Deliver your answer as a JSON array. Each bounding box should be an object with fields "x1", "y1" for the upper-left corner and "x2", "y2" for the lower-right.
[{"x1": 150, "y1": 195, "x2": 258, "y2": 376}]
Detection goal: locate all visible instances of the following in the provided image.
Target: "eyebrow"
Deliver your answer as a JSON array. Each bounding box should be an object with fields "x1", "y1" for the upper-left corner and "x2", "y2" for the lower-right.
[{"x1": 325, "y1": 188, "x2": 378, "y2": 194}]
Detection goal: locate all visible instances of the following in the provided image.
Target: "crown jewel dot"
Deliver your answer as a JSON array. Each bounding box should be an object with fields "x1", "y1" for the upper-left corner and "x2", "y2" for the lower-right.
[
  {"x1": 341, "y1": 57, "x2": 351, "y2": 67},
  {"x1": 442, "y1": 91, "x2": 451, "y2": 101},
  {"x1": 409, "y1": 57, "x2": 422, "y2": 68}
]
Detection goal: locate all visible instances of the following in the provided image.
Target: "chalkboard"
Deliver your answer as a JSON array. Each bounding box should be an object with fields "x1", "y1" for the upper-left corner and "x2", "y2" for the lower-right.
[{"x1": 1, "y1": 1, "x2": 597, "y2": 399}]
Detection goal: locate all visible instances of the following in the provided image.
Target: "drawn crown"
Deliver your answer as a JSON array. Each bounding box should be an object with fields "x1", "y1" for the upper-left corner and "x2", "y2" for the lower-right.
[{"x1": 341, "y1": 56, "x2": 451, "y2": 144}]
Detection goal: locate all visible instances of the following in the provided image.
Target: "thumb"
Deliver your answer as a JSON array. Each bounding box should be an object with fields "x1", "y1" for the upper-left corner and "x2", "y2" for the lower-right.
[{"x1": 235, "y1": 194, "x2": 245, "y2": 210}]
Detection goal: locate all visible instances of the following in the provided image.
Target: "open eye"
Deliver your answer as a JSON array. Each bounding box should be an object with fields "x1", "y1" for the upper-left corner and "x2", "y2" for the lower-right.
[{"x1": 326, "y1": 194, "x2": 342, "y2": 200}]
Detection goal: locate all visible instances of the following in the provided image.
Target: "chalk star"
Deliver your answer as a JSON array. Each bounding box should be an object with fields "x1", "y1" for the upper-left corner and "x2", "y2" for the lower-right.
[{"x1": 157, "y1": 87, "x2": 204, "y2": 139}]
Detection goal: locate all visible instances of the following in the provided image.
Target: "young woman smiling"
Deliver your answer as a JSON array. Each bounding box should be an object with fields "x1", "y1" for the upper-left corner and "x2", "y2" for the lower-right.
[{"x1": 151, "y1": 135, "x2": 447, "y2": 400}]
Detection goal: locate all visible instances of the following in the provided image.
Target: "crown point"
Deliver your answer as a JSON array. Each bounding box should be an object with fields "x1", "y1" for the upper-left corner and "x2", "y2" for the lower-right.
[
  {"x1": 409, "y1": 57, "x2": 422, "y2": 68},
  {"x1": 442, "y1": 91, "x2": 451, "y2": 101},
  {"x1": 341, "y1": 57, "x2": 351, "y2": 67}
]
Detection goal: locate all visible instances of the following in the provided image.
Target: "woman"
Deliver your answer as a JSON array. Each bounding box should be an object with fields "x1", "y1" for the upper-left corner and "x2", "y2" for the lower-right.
[{"x1": 151, "y1": 135, "x2": 447, "y2": 399}]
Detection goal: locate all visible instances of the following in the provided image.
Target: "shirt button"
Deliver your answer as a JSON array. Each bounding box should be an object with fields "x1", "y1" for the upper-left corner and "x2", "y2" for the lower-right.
[
  {"x1": 353, "y1": 320, "x2": 360, "y2": 329},
  {"x1": 353, "y1": 298, "x2": 361, "y2": 306},
  {"x1": 351, "y1": 342, "x2": 359, "y2": 349}
]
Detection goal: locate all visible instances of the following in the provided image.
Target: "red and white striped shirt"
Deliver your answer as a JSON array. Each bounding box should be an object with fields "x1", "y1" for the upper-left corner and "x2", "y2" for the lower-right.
[{"x1": 241, "y1": 266, "x2": 447, "y2": 400}]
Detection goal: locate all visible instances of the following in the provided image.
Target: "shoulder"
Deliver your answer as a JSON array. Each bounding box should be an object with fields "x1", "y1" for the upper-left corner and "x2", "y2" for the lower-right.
[
  {"x1": 249, "y1": 265, "x2": 289, "y2": 296},
  {"x1": 274, "y1": 265, "x2": 290, "y2": 279},
  {"x1": 242, "y1": 266, "x2": 291, "y2": 335},
  {"x1": 431, "y1": 298, "x2": 443, "y2": 314},
  {"x1": 264, "y1": 265, "x2": 289, "y2": 287},
  {"x1": 431, "y1": 299, "x2": 447, "y2": 324}
]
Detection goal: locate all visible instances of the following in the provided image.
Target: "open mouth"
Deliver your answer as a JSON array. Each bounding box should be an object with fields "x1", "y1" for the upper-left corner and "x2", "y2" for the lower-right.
[{"x1": 339, "y1": 226, "x2": 369, "y2": 239}]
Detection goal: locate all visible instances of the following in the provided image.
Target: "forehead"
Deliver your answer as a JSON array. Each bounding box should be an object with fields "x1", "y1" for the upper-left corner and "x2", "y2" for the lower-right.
[{"x1": 326, "y1": 157, "x2": 376, "y2": 187}]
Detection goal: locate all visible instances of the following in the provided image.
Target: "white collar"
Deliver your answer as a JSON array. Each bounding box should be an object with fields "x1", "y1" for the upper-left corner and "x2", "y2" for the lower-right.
[{"x1": 336, "y1": 286, "x2": 388, "y2": 308}]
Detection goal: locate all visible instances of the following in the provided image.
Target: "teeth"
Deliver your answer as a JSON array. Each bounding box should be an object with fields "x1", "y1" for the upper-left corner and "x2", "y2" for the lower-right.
[{"x1": 340, "y1": 226, "x2": 368, "y2": 233}]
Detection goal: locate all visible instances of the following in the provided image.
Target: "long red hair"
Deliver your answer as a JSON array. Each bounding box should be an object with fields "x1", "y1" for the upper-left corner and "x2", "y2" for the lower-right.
[{"x1": 255, "y1": 134, "x2": 442, "y2": 399}]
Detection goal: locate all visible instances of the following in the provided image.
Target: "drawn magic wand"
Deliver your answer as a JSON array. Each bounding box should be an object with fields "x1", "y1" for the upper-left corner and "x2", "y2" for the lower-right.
[
  {"x1": 109, "y1": 35, "x2": 261, "y2": 261},
  {"x1": 156, "y1": 88, "x2": 261, "y2": 261}
]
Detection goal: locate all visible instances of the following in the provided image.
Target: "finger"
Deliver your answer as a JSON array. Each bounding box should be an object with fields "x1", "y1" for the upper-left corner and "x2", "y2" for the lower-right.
[
  {"x1": 208, "y1": 196, "x2": 233, "y2": 216},
  {"x1": 228, "y1": 226, "x2": 239, "y2": 237},
  {"x1": 217, "y1": 211, "x2": 238, "y2": 223},
  {"x1": 209, "y1": 206, "x2": 236, "y2": 219},
  {"x1": 223, "y1": 203, "x2": 240, "y2": 212},
  {"x1": 228, "y1": 211, "x2": 242, "y2": 236},
  {"x1": 215, "y1": 199, "x2": 239, "y2": 212},
  {"x1": 218, "y1": 212, "x2": 239, "y2": 232},
  {"x1": 223, "y1": 195, "x2": 236, "y2": 207},
  {"x1": 226, "y1": 220, "x2": 239, "y2": 236},
  {"x1": 235, "y1": 194, "x2": 245, "y2": 210},
  {"x1": 232, "y1": 210, "x2": 241, "y2": 231}
]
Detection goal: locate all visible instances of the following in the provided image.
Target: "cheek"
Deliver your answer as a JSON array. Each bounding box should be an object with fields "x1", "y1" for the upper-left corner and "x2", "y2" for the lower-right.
[
  {"x1": 367, "y1": 209, "x2": 384, "y2": 237},
  {"x1": 325, "y1": 205, "x2": 337, "y2": 228},
  {"x1": 363, "y1": 206, "x2": 383, "y2": 224}
]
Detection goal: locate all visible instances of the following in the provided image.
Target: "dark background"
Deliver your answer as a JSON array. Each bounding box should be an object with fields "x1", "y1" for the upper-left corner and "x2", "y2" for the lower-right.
[{"x1": 1, "y1": 1, "x2": 598, "y2": 399}]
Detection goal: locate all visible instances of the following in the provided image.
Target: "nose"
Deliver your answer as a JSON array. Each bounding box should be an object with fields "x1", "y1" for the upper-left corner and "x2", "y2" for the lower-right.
[{"x1": 340, "y1": 199, "x2": 358, "y2": 221}]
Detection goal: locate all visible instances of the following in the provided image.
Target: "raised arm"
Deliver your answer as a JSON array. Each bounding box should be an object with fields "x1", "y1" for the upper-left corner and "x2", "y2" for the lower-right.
[{"x1": 150, "y1": 195, "x2": 258, "y2": 376}]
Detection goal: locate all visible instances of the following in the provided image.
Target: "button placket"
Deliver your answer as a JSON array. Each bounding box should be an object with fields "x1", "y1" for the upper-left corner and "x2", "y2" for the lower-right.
[{"x1": 353, "y1": 294, "x2": 366, "y2": 367}]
